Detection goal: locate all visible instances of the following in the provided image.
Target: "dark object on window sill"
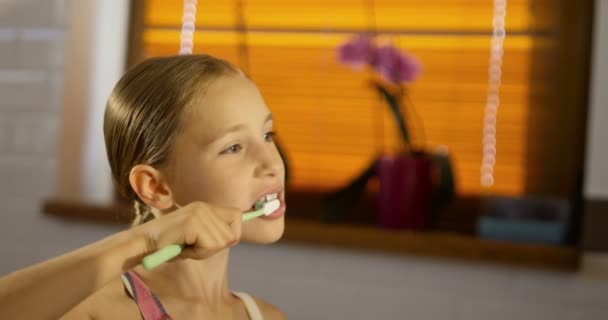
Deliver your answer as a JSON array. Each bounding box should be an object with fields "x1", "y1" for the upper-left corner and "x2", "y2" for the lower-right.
[
  {"x1": 319, "y1": 150, "x2": 455, "y2": 229},
  {"x1": 320, "y1": 158, "x2": 378, "y2": 223}
]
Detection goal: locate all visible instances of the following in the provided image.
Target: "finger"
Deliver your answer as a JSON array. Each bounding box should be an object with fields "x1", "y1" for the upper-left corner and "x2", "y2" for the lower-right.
[
  {"x1": 209, "y1": 213, "x2": 231, "y2": 240},
  {"x1": 228, "y1": 215, "x2": 242, "y2": 245},
  {"x1": 213, "y1": 206, "x2": 242, "y2": 225},
  {"x1": 182, "y1": 227, "x2": 221, "y2": 259},
  {"x1": 179, "y1": 211, "x2": 220, "y2": 258},
  {"x1": 182, "y1": 239, "x2": 215, "y2": 260},
  {"x1": 214, "y1": 215, "x2": 240, "y2": 246}
]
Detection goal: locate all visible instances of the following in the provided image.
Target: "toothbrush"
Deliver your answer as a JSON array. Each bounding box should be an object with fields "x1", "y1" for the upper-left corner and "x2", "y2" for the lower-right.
[{"x1": 141, "y1": 199, "x2": 281, "y2": 270}]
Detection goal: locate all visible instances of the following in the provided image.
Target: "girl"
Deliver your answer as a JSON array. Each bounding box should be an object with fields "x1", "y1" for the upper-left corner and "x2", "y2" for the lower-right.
[{"x1": 0, "y1": 54, "x2": 287, "y2": 319}]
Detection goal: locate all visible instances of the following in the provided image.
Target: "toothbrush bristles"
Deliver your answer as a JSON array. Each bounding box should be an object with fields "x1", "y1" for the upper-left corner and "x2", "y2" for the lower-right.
[{"x1": 254, "y1": 201, "x2": 264, "y2": 210}]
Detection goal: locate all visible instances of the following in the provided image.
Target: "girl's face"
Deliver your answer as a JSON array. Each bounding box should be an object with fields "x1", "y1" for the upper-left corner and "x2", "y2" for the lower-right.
[{"x1": 164, "y1": 74, "x2": 286, "y2": 244}]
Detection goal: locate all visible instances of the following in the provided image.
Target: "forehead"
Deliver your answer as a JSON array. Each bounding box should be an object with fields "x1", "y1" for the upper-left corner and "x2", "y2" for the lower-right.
[{"x1": 185, "y1": 75, "x2": 270, "y2": 138}]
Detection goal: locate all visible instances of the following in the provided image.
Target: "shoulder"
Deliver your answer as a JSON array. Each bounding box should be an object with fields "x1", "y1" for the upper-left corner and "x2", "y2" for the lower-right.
[
  {"x1": 252, "y1": 296, "x2": 287, "y2": 320},
  {"x1": 61, "y1": 278, "x2": 141, "y2": 320}
]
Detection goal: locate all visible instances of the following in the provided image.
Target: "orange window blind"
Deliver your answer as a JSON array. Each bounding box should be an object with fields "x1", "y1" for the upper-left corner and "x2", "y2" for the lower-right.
[{"x1": 134, "y1": 0, "x2": 562, "y2": 196}]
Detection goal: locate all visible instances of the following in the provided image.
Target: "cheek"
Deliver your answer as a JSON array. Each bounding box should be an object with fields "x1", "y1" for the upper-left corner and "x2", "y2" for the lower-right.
[
  {"x1": 179, "y1": 162, "x2": 252, "y2": 208},
  {"x1": 271, "y1": 146, "x2": 286, "y2": 174}
]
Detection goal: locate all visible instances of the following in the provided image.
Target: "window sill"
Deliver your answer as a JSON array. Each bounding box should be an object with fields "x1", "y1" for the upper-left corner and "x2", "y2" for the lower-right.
[{"x1": 42, "y1": 197, "x2": 579, "y2": 272}]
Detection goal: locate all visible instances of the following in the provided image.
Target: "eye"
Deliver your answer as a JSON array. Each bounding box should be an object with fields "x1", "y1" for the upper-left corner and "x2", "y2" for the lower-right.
[
  {"x1": 221, "y1": 144, "x2": 242, "y2": 154},
  {"x1": 264, "y1": 131, "x2": 276, "y2": 142}
]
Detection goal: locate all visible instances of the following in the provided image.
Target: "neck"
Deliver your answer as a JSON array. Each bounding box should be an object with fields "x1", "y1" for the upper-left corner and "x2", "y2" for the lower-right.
[{"x1": 135, "y1": 248, "x2": 232, "y2": 305}]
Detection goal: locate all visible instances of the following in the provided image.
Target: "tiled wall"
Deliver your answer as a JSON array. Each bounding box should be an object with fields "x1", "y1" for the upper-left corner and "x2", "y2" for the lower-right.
[
  {"x1": 0, "y1": 1, "x2": 115, "y2": 274},
  {"x1": 0, "y1": 1, "x2": 607, "y2": 319},
  {"x1": 0, "y1": 0, "x2": 64, "y2": 200}
]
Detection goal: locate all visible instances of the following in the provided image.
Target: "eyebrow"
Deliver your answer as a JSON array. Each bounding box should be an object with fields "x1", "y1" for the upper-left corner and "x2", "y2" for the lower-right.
[{"x1": 208, "y1": 113, "x2": 273, "y2": 143}]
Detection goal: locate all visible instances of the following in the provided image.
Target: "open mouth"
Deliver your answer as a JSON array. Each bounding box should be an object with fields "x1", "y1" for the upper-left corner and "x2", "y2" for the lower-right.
[{"x1": 250, "y1": 192, "x2": 279, "y2": 211}]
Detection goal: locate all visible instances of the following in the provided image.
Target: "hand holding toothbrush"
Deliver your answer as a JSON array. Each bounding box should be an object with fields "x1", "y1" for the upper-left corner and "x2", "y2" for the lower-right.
[
  {"x1": 137, "y1": 199, "x2": 280, "y2": 270},
  {"x1": 134, "y1": 202, "x2": 242, "y2": 266},
  {"x1": 0, "y1": 200, "x2": 277, "y2": 319}
]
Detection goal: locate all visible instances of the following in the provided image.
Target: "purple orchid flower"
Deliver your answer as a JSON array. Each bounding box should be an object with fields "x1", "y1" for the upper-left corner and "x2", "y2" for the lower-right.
[
  {"x1": 336, "y1": 34, "x2": 423, "y2": 148},
  {"x1": 337, "y1": 34, "x2": 421, "y2": 84},
  {"x1": 372, "y1": 44, "x2": 421, "y2": 84},
  {"x1": 337, "y1": 35, "x2": 376, "y2": 70}
]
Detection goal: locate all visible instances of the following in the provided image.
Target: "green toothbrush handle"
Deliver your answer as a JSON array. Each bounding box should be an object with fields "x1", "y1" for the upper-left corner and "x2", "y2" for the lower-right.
[
  {"x1": 242, "y1": 208, "x2": 265, "y2": 222},
  {"x1": 141, "y1": 208, "x2": 265, "y2": 270},
  {"x1": 142, "y1": 244, "x2": 183, "y2": 270}
]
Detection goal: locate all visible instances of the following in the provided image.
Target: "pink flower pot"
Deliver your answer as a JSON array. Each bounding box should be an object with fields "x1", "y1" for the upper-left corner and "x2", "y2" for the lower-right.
[{"x1": 376, "y1": 154, "x2": 433, "y2": 230}]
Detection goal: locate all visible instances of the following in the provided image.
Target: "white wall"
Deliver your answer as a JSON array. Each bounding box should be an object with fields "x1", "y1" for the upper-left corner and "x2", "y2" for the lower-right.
[
  {"x1": 55, "y1": 0, "x2": 129, "y2": 204},
  {"x1": 584, "y1": 0, "x2": 608, "y2": 199},
  {"x1": 0, "y1": 0, "x2": 124, "y2": 272},
  {"x1": 231, "y1": 243, "x2": 608, "y2": 319},
  {"x1": 1, "y1": 1, "x2": 608, "y2": 319}
]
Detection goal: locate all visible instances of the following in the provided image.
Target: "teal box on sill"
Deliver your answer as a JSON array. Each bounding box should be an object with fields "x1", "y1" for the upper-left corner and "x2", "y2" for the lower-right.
[
  {"x1": 477, "y1": 196, "x2": 570, "y2": 246},
  {"x1": 477, "y1": 217, "x2": 567, "y2": 245}
]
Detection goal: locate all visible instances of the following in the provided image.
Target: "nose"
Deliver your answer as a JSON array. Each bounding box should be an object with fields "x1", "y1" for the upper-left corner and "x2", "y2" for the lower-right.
[{"x1": 253, "y1": 141, "x2": 284, "y2": 179}]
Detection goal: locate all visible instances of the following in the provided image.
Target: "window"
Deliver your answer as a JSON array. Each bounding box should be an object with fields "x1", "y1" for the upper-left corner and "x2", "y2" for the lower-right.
[{"x1": 130, "y1": 0, "x2": 589, "y2": 197}]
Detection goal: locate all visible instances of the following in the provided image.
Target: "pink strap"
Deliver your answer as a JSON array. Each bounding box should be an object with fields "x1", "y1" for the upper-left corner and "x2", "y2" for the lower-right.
[{"x1": 123, "y1": 271, "x2": 173, "y2": 320}]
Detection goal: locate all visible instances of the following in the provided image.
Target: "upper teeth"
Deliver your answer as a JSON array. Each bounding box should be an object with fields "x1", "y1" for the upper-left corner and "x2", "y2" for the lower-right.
[{"x1": 258, "y1": 193, "x2": 278, "y2": 203}]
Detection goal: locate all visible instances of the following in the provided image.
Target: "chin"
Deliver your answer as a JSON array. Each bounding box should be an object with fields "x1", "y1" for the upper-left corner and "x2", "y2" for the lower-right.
[{"x1": 242, "y1": 217, "x2": 285, "y2": 244}]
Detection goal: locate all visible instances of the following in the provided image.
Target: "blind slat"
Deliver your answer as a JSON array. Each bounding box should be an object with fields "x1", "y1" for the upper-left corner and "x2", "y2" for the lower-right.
[{"x1": 138, "y1": 0, "x2": 563, "y2": 195}]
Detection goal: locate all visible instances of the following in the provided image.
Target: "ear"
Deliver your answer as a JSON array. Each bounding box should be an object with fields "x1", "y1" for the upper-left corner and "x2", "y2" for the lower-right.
[{"x1": 129, "y1": 164, "x2": 174, "y2": 210}]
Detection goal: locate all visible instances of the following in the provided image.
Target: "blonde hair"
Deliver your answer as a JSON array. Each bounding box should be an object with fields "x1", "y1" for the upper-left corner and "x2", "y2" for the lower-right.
[{"x1": 104, "y1": 54, "x2": 240, "y2": 226}]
